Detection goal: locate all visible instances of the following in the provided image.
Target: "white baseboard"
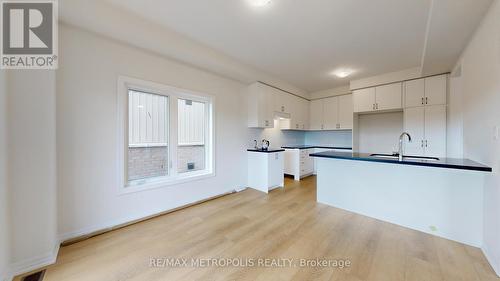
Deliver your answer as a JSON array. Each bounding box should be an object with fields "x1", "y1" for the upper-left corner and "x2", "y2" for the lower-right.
[
  {"x1": 8, "y1": 243, "x2": 60, "y2": 280},
  {"x1": 482, "y1": 245, "x2": 500, "y2": 277}
]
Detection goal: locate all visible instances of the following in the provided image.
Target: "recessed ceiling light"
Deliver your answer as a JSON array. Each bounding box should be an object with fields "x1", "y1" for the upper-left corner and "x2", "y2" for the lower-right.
[
  {"x1": 331, "y1": 69, "x2": 355, "y2": 78},
  {"x1": 247, "y1": 0, "x2": 272, "y2": 7}
]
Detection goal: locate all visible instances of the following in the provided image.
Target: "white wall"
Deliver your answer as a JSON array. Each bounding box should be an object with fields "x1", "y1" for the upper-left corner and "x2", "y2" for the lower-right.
[
  {"x1": 0, "y1": 70, "x2": 9, "y2": 281},
  {"x1": 454, "y1": 0, "x2": 500, "y2": 275},
  {"x1": 357, "y1": 112, "x2": 404, "y2": 154},
  {"x1": 447, "y1": 72, "x2": 464, "y2": 158},
  {"x1": 6, "y1": 70, "x2": 58, "y2": 275},
  {"x1": 57, "y1": 25, "x2": 248, "y2": 240}
]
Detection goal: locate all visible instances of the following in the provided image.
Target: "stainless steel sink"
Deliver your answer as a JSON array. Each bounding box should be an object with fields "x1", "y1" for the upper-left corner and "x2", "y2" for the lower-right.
[{"x1": 369, "y1": 154, "x2": 440, "y2": 161}]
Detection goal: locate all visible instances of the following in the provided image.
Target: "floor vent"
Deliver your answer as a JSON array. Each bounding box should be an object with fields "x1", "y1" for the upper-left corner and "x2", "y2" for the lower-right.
[{"x1": 22, "y1": 270, "x2": 45, "y2": 281}]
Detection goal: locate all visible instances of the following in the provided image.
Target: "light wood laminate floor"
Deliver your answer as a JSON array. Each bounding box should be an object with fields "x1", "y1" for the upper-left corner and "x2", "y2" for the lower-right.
[{"x1": 18, "y1": 176, "x2": 499, "y2": 281}]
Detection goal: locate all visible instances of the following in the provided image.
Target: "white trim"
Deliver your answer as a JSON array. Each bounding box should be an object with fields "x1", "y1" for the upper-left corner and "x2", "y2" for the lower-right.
[
  {"x1": 128, "y1": 143, "x2": 168, "y2": 148},
  {"x1": 117, "y1": 75, "x2": 215, "y2": 194},
  {"x1": 482, "y1": 244, "x2": 500, "y2": 277},
  {"x1": 178, "y1": 143, "x2": 204, "y2": 146},
  {"x1": 7, "y1": 243, "x2": 59, "y2": 280},
  {"x1": 120, "y1": 171, "x2": 216, "y2": 195}
]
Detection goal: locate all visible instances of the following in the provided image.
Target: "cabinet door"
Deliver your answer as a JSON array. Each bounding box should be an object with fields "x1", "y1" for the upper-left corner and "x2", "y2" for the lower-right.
[
  {"x1": 247, "y1": 83, "x2": 274, "y2": 128},
  {"x1": 375, "y1": 83, "x2": 402, "y2": 111},
  {"x1": 425, "y1": 75, "x2": 447, "y2": 106},
  {"x1": 300, "y1": 149, "x2": 314, "y2": 175},
  {"x1": 273, "y1": 89, "x2": 292, "y2": 113},
  {"x1": 288, "y1": 96, "x2": 301, "y2": 130},
  {"x1": 338, "y1": 94, "x2": 353, "y2": 129},
  {"x1": 404, "y1": 107, "x2": 425, "y2": 156},
  {"x1": 309, "y1": 100, "x2": 324, "y2": 130},
  {"x1": 424, "y1": 105, "x2": 447, "y2": 157},
  {"x1": 353, "y1": 88, "x2": 376, "y2": 112},
  {"x1": 301, "y1": 99, "x2": 310, "y2": 130},
  {"x1": 323, "y1": 97, "x2": 339, "y2": 130},
  {"x1": 405, "y1": 79, "x2": 425, "y2": 107},
  {"x1": 260, "y1": 87, "x2": 274, "y2": 128}
]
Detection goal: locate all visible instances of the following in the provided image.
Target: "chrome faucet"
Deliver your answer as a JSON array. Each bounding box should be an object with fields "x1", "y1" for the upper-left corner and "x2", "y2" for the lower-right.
[{"x1": 398, "y1": 132, "x2": 412, "y2": 161}]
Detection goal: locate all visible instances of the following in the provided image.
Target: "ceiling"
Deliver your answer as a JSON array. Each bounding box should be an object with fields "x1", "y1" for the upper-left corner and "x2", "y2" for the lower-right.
[{"x1": 107, "y1": 0, "x2": 492, "y2": 92}]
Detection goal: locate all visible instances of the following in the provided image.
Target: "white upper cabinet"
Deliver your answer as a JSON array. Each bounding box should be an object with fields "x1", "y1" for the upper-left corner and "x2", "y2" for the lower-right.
[
  {"x1": 281, "y1": 95, "x2": 310, "y2": 130},
  {"x1": 404, "y1": 75, "x2": 447, "y2": 108},
  {"x1": 273, "y1": 89, "x2": 292, "y2": 114},
  {"x1": 309, "y1": 99, "x2": 324, "y2": 130},
  {"x1": 375, "y1": 83, "x2": 402, "y2": 111},
  {"x1": 289, "y1": 97, "x2": 301, "y2": 130},
  {"x1": 353, "y1": 88, "x2": 376, "y2": 112},
  {"x1": 300, "y1": 98, "x2": 310, "y2": 130},
  {"x1": 247, "y1": 82, "x2": 274, "y2": 128},
  {"x1": 424, "y1": 75, "x2": 447, "y2": 106},
  {"x1": 309, "y1": 94, "x2": 353, "y2": 130},
  {"x1": 404, "y1": 78, "x2": 425, "y2": 107},
  {"x1": 338, "y1": 94, "x2": 353, "y2": 130},
  {"x1": 353, "y1": 83, "x2": 402, "y2": 113},
  {"x1": 323, "y1": 97, "x2": 339, "y2": 130}
]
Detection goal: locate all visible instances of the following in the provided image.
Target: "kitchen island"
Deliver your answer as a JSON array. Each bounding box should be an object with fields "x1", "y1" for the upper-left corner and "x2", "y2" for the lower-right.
[{"x1": 310, "y1": 151, "x2": 492, "y2": 247}]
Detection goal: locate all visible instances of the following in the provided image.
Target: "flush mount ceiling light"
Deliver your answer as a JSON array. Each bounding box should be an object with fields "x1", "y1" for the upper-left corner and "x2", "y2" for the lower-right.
[
  {"x1": 331, "y1": 69, "x2": 355, "y2": 79},
  {"x1": 247, "y1": 0, "x2": 272, "y2": 7}
]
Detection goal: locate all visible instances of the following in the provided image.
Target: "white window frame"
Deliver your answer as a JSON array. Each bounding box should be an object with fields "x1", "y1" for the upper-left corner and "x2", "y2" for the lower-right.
[{"x1": 117, "y1": 76, "x2": 215, "y2": 194}]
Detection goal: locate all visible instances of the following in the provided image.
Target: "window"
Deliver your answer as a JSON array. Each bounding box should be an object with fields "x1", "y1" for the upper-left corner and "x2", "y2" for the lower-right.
[
  {"x1": 128, "y1": 90, "x2": 169, "y2": 181},
  {"x1": 118, "y1": 77, "x2": 214, "y2": 192},
  {"x1": 177, "y1": 99, "x2": 207, "y2": 174}
]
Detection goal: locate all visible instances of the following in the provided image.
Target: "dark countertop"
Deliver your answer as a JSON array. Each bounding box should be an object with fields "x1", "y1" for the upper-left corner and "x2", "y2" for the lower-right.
[
  {"x1": 281, "y1": 145, "x2": 352, "y2": 150},
  {"x1": 247, "y1": 148, "x2": 285, "y2": 153},
  {"x1": 309, "y1": 151, "x2": 492, "y2": 172}
]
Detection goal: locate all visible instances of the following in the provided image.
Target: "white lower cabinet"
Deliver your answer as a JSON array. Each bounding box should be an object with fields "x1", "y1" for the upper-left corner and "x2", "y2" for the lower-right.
[
  {"x1": 404, "y1": 105, "x2": 446, "y2": 157},
  {"x1": 284, "y1": 149, "x2": 314, "y2": 180},
  {"x1": 247, "y1": 151, "x2": 284, "y2": 193}
]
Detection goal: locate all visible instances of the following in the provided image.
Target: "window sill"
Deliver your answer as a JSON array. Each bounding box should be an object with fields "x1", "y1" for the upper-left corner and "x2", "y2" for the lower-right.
[{"x1": 119, "y1": 170, "x2": 215, "y2": 195}]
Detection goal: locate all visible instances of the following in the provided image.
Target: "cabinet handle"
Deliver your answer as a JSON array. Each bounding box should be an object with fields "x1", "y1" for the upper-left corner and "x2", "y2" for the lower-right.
[
  {"x1": 421, "y1": 97, "x2": 424, "y2": 105},
  {"x1": 425, "y1": 97, "x2": 428, "y2": 105}
]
